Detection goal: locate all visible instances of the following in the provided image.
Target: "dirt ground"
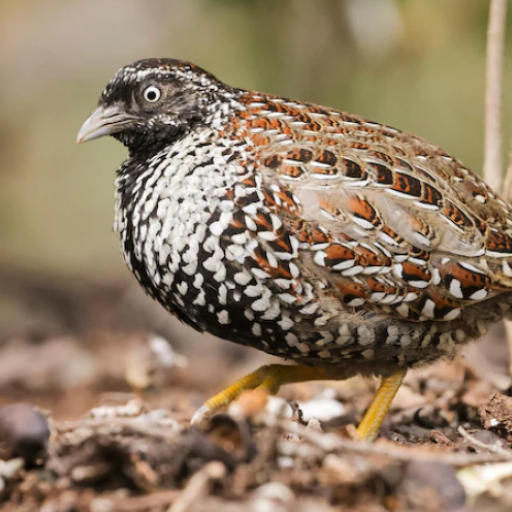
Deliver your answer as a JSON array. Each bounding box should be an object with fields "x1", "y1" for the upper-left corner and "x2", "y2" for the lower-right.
[{"x1": 2, "y1": 264, "x2": 512, "y2": 511}]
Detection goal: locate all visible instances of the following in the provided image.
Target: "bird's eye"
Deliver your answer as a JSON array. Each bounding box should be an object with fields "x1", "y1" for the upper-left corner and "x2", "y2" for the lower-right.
[{"x1": 143, "y1": 86, "x2": 161, "y2": 103}]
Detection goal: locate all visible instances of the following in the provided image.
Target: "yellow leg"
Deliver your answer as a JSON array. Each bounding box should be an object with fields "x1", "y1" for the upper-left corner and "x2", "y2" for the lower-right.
[
  {"x1": 191, "y1": 364, "x2": 340, "y2": 424},
  {"x1": 356, "y1": 368, "x2": 407, "y2": 442},
  {"x1": 191, "y1": 363, "x2": 407, "y2": 442}
]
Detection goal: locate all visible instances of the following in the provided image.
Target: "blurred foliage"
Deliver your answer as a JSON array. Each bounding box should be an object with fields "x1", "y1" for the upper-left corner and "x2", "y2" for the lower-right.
[{"x1": 1, "y1": 0, "x2": 512, "y2": 279}]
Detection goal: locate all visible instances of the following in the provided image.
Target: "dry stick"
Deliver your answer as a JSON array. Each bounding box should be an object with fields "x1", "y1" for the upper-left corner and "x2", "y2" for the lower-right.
[
  {"x1": 484, "y1": 0, "x2": 507, "y2": 190},
  {"x1": 103, "y1": 490, "x2": 181, "y2": 512},
  {"x1": 484, "y1": 0, "x2": 512, "y2": 377},
  {"x1": 457, "y1": 426, "x2": 511, "y2": 457},
  {"x1": 504, "y1": 1, "x2": 512, "y2": 202},
  {"x1": 167, "y1": 462, "x2": 226, "y2": 512},
  {"x1": 276, "y1": 419, "x2": 512, "y2": 467}
]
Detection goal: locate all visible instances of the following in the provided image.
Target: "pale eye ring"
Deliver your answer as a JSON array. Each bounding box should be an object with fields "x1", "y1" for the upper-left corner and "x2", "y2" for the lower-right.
[{"x1": 143, "y1": 86, "x2": 161, "y2": 103}]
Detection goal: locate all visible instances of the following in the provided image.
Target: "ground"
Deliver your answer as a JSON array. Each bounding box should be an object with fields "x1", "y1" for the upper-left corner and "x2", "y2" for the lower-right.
[{"x1": 2, "y1": 265, "x2": 512, "y2": 511}]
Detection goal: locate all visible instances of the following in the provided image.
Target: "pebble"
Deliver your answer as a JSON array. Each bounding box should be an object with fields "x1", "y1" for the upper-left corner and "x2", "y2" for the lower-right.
[{"x1": 0, "y1": 403, "x2": 50, "y2": 463}]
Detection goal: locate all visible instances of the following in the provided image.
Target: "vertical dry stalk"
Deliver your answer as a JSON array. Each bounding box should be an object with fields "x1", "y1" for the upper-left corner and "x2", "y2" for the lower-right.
[
  {"x1": 484, "y1": 0, "x2": 507, "y2": 191},
  {"x1": 484, "y1": 0, "x2": 512, "y2": 376}
]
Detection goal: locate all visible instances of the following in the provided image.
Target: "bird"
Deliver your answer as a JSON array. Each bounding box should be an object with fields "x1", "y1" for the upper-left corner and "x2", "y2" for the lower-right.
[{"x1": 77, "y1": 58, "x2": 512, "y2": 441}]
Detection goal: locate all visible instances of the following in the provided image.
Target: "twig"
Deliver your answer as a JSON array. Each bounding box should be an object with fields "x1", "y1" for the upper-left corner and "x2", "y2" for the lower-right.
[
  {"x1": 105, "y1": 490, "x2": 180, "y2": 512},
  {"x1": 483, "y1": 0, "x2": 507, "y2": 190},
  {"x1": 167, "y1": 462, "x2": 226, "y2": 512},
  {"x1": 55, "y1": 417, "x2": 182, "y2": 440},
  {"x1": 484, "y1": 0, "x2": 512, "y2": 380},
  {"x1": 274, "y1": 419, "x2": 512, "y2": 467},
  {"x1": 458, "y1": 426, "x2": 511, "y2": 456}
]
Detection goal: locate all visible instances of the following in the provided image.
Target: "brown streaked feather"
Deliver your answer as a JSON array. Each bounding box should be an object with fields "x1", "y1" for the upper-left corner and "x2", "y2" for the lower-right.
[{"x1": 228, "y1": 91, "x2": 512, "y2": 322}]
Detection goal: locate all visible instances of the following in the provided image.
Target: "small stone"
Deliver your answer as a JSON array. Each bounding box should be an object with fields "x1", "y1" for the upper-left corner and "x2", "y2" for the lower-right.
[
  {"x1": 251, "y1": 482, "x2": 296, "y2": 512},
  {"x1": 402, "y1": 461, "x2": 466, "y2": 511},
  {"x1": 479, "y1": 393, "x2": 512, "y2": 438},
  {"x1": 0, "y1": 403, "x2": 50, "y2": 464},
  {"x1": 465, "y1": 429, "x2": 508, "y2": 451},
  {"x1": 297, "y1": 397, "x2": 345, "y2": 422}
]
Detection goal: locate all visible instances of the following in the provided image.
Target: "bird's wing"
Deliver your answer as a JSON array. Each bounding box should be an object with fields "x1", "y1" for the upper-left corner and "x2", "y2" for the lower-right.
[{"x1": 229, "y1": 92, "x2": 512, "y2": 322}]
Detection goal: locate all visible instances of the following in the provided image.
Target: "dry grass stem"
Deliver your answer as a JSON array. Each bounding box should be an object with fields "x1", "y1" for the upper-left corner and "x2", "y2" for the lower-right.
[{"x1": 484, "y1": 0, "x2": 507, "y2": 190}]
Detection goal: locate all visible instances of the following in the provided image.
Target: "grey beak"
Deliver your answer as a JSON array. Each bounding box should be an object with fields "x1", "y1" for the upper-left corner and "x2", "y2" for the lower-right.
[{"x1": 77, "y1": 105, "x2": 134, "y2": 144}]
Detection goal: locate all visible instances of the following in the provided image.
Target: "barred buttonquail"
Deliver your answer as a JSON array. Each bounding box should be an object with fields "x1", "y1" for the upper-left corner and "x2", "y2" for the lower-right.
[{"x1": 78, "y1": 58, "x2": 512, "y2": 441}]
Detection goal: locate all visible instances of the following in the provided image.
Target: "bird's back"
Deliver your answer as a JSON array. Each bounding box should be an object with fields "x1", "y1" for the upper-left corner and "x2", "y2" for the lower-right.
[{"x1": 223, "y1": 91, "x2": 512, "y2": 320}]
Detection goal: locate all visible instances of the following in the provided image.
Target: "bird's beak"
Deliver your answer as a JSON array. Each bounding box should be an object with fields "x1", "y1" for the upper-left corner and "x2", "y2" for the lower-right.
[{"x1": 77, "y1": 105, "x2": 134, "y2": 144}]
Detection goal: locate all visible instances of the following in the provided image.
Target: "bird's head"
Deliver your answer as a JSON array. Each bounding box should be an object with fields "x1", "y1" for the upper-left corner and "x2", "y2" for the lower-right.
[{"x1": 77, "y1": 58, "x2": 229, "y2": 151}]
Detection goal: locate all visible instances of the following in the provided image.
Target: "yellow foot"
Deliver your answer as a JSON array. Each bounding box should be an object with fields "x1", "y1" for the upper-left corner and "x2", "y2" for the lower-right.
[
  {"x1": 190, "y1": 364, "x2": 340, "y2": 425},
  {"x1": 191, "y1": 363, "x2": 407, "y2": 443},
  {"x1": 356, "y1": 368, "x2": 407, "y2": 442}
]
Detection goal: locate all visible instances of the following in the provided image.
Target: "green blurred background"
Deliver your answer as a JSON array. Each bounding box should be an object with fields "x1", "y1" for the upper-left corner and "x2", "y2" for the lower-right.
[{"x1": 1, "y1": 0, "x2": 512, "y2": 350}]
